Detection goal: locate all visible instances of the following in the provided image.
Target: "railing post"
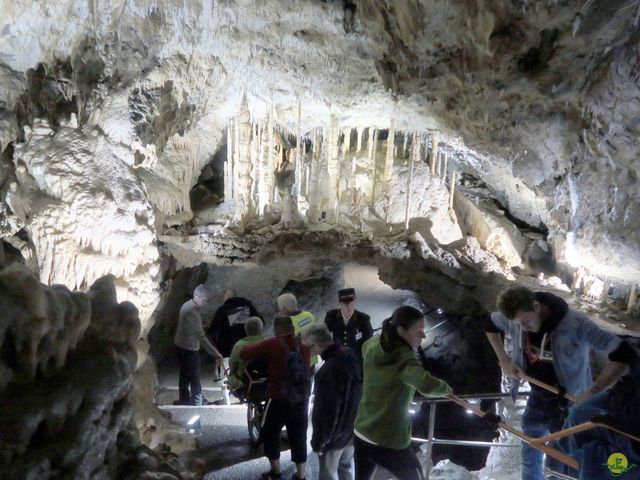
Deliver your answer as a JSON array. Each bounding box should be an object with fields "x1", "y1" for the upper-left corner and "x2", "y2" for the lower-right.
[{"x1": 425, "y1": 402, "x2": 436, "y2": 479}]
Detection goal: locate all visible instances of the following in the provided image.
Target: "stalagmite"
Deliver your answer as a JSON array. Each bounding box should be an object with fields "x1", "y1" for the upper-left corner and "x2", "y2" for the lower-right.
[
  {"x1": 442, "y1": 153, "x2": 449, "y2": 184},
  {"x1": 601, "y1": 280, "x2": 610, "y2": 305},
  {"x1": 405, "y1": 132, "x2": 418, "y2": 231},
  {"x1": 430, "y1": 133, "x2": 439, "y2": 174},
  {"x1": 235, "y1": 98, "x2": 254, "y2": 222},
  {"x1": 449, "y1": 170, "x2": 457, "y2": 209},
  {"x1": 356, "y1": 127, "x2": 364, "y2": 153}
]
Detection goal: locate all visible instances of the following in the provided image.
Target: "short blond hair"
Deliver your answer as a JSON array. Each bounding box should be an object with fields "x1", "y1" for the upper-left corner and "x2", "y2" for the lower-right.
[{"x1": 244, "y1": 316, "x2": 263, "y2": 336}]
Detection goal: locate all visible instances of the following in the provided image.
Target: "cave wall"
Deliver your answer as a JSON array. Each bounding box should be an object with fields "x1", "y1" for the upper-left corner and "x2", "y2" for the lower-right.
[{"x1": 0, "y1": 265, "x2": 194, "y2": 480}]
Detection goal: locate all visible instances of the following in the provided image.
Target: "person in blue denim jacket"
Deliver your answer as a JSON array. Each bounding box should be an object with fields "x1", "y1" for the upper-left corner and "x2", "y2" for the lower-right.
[
  {"x1": 483, "y1": 286, "x2": 637, "y2": 480},
  {"x1": 557, "y1": 360, "x2": 640, "y2": 479}
]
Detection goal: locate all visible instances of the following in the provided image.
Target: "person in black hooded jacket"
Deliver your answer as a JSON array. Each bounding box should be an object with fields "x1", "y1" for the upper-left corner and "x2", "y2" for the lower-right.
[
  {"x1": 302, "y1": 323, "x2": 363, "y2": 480},
  {"x1": 207, "y1": 288, "x2": 262, "y2": 358}
]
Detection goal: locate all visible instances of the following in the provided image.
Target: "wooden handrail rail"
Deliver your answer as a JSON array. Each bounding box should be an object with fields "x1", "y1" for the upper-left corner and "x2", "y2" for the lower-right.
[
  {"x1": 532, "y1": 421, "x2": 640, "y2": 445},
  {"x1": 518, "y1": 374, "x2": 576, "y2": 402}
]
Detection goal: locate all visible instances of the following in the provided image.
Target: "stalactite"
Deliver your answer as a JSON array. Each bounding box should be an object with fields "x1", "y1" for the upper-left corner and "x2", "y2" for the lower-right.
[
  {"x1": 307, "y1": 128, "x2": 320, "y2": 222},
  {"x1": 258, "y1": 121, "x2": 269, "y2": 217},
  {"x1": 442, "y1": 153, "x2": 449, "y2": 184},
  {"x1": 225, "y1": 121, "x2": 233, "y2": 201},
  {"x1": 435, "y1": 152, "x2": 441, "y2": 176},
  {"x1": 268, "y1": 107, "x2": 276, "y2": 206},
  {"x1": 295, "y1": 99, "x2": 302, "y2": 204},
  {"x1": 403, "y1": 131, "x2": 409, "y2": 158},
  {"x1": 383, "y1": 119, "x2": 395, "y2": 184},
  {"x1": 233, "y1": 116, "x2": 240, "y2": 201},
  {"x1": 430, "y1": 133, "x2": 439, "y2": 175},
  {"x1": 356, "y1": 127, "x2": 364, "y2": 153},
  {"x1": 449, "y1": 170, "x2": 457, "y2": 209},
  {"x1": 369, "y1": 128, "x2": 378, "y2": 210},
  {"x1": 326, "y1": 115, "x2": 340, "y2": 223},
  {"x1": 342, "y1": 127, "x2": 351, "y2": 155},
  {"x1": 304, "y1": 139, "x2": 311, "y2": 198},
  {"x1": 250, "y1": 123, "x2": 260, "y2": 209},
  {"x1": 405, "y1": 132, "x2": 418, "y2": 231}
]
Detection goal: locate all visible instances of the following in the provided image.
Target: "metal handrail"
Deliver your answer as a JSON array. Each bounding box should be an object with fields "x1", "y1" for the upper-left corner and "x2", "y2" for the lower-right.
[{"x1": 412, "y1": 391, "x2": 580, "y2": 479}]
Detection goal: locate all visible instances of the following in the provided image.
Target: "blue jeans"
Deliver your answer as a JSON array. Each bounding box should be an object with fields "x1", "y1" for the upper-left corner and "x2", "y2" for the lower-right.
[
  {"x1": 557, "y1": 392, "x2": 640, "y2": 480},
  {"x1": 521, "y1": 392, "x2": 567, "y2": 480}
]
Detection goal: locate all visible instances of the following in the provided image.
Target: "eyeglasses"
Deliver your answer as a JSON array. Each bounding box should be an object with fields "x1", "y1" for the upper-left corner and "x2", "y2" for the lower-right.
[{"x1": 339, "y1": 298, "x2": 355, "y2": 303}]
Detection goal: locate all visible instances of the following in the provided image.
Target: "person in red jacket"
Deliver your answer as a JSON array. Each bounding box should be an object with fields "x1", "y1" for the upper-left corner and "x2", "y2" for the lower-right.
[{"x1": 240, "y1": 316, "x2": 312, "y2": 480}]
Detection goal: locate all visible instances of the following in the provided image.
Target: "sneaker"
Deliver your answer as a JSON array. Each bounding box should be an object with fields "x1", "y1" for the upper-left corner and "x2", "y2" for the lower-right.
[{"x1": 261, "y1": 470, "x2": 282, "y2": 480}]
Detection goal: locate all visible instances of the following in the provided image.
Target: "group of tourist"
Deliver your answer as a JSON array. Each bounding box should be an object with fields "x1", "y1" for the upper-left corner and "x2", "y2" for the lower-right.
[{"x1": 173, "y1": 283, "x2": 639, "y2": 480}]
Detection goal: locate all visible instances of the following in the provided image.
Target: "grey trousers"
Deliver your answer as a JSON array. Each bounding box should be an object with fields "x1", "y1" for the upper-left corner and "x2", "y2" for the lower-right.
[{"x1": 319, "y1": 441, "x2": 355, "y2": 480}]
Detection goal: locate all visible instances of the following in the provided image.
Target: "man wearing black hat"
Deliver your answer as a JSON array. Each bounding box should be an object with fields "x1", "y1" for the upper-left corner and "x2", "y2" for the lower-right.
[{"x1": 324, "y1": 288, "x2": 373, "y2": 359}]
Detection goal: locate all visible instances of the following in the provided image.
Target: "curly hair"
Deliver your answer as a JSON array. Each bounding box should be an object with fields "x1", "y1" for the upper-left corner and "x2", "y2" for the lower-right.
[{"x1": 497, "y1": 286, "x2": 536, "y2": 319}]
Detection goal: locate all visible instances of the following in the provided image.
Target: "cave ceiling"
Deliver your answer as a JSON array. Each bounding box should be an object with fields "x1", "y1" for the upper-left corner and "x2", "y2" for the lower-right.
[{"x1": 1, "y1": 0, "x2": 639, "y2": 322}]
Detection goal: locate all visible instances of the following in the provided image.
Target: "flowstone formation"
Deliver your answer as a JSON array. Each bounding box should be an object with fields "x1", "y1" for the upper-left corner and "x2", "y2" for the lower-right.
[{"x1": 0, "y1": 265, "x2": 198, "y2": 480}]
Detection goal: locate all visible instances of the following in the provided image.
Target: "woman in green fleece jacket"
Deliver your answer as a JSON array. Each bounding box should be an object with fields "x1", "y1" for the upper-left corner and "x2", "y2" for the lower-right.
[{"x1": 353, "y1": 306, "x2": 453, "y2": 480}]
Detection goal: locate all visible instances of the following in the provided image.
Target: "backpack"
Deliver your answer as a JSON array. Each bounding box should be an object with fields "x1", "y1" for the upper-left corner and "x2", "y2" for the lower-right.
[{"x1": 279, "y1": 336, "x2": 311, "y2": 405}]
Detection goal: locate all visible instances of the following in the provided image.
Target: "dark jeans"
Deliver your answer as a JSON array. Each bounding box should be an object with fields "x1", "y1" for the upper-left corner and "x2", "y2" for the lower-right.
[
  {"x1": 263, "y1": 398, "x2": 308, "y2": 464},
  {"x1": 176, "y1": 346, "x2": 202, "y2": 404},
  {"x1": 556, "y1": 392, "x2": 640, "y2": 480},
  {"x1": 521, "y1": 391, "x2": 568, "y2": 480},
  {"x1": 354, "y1": 435, "x2": 425, "y2": 480}
]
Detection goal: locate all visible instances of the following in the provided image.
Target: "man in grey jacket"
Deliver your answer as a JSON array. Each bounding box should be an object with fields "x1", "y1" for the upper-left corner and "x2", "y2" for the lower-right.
[
  {"x1": 484, "y1": 286, "x2": 636, "y2": 480},
  {"x1": 174, "y1": 284, "x2": 223, "y2": 405}
]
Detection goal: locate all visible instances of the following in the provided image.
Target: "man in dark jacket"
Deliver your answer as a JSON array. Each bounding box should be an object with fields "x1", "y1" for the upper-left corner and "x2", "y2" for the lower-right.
[
  {"x1": 240, "y1": 316, "x2": 312, "y2": 480},
  {"x1": 208, "y1": 288, "x2": 262, "y2": 358},
  {"x1": 324, "y1": 288, "x2": 372, "y2": 359},
  {"x1": 302, "y1": 323, "x2": 363, "y2": 480}
]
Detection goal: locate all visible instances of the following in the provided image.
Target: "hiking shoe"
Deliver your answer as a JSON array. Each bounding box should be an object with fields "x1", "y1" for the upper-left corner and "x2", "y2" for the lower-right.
[{"x1": 261, "y1": 470, "x2": 282, "y2": 480}]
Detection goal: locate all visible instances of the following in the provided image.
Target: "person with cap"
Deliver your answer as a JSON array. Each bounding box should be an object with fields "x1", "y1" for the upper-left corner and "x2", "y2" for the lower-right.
[
  {"x1": 302, "y1": 323, "x2": 363, "y2": 480},
  {"x1": 173, "y1": 284, "x2": 224, "y2": 406},
  {"x1": 240, "y1": 316, "x2": 312, "y2": 480},
  {"x1": 324, "y1": 288, "x2": 372, "y2": 359}
]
